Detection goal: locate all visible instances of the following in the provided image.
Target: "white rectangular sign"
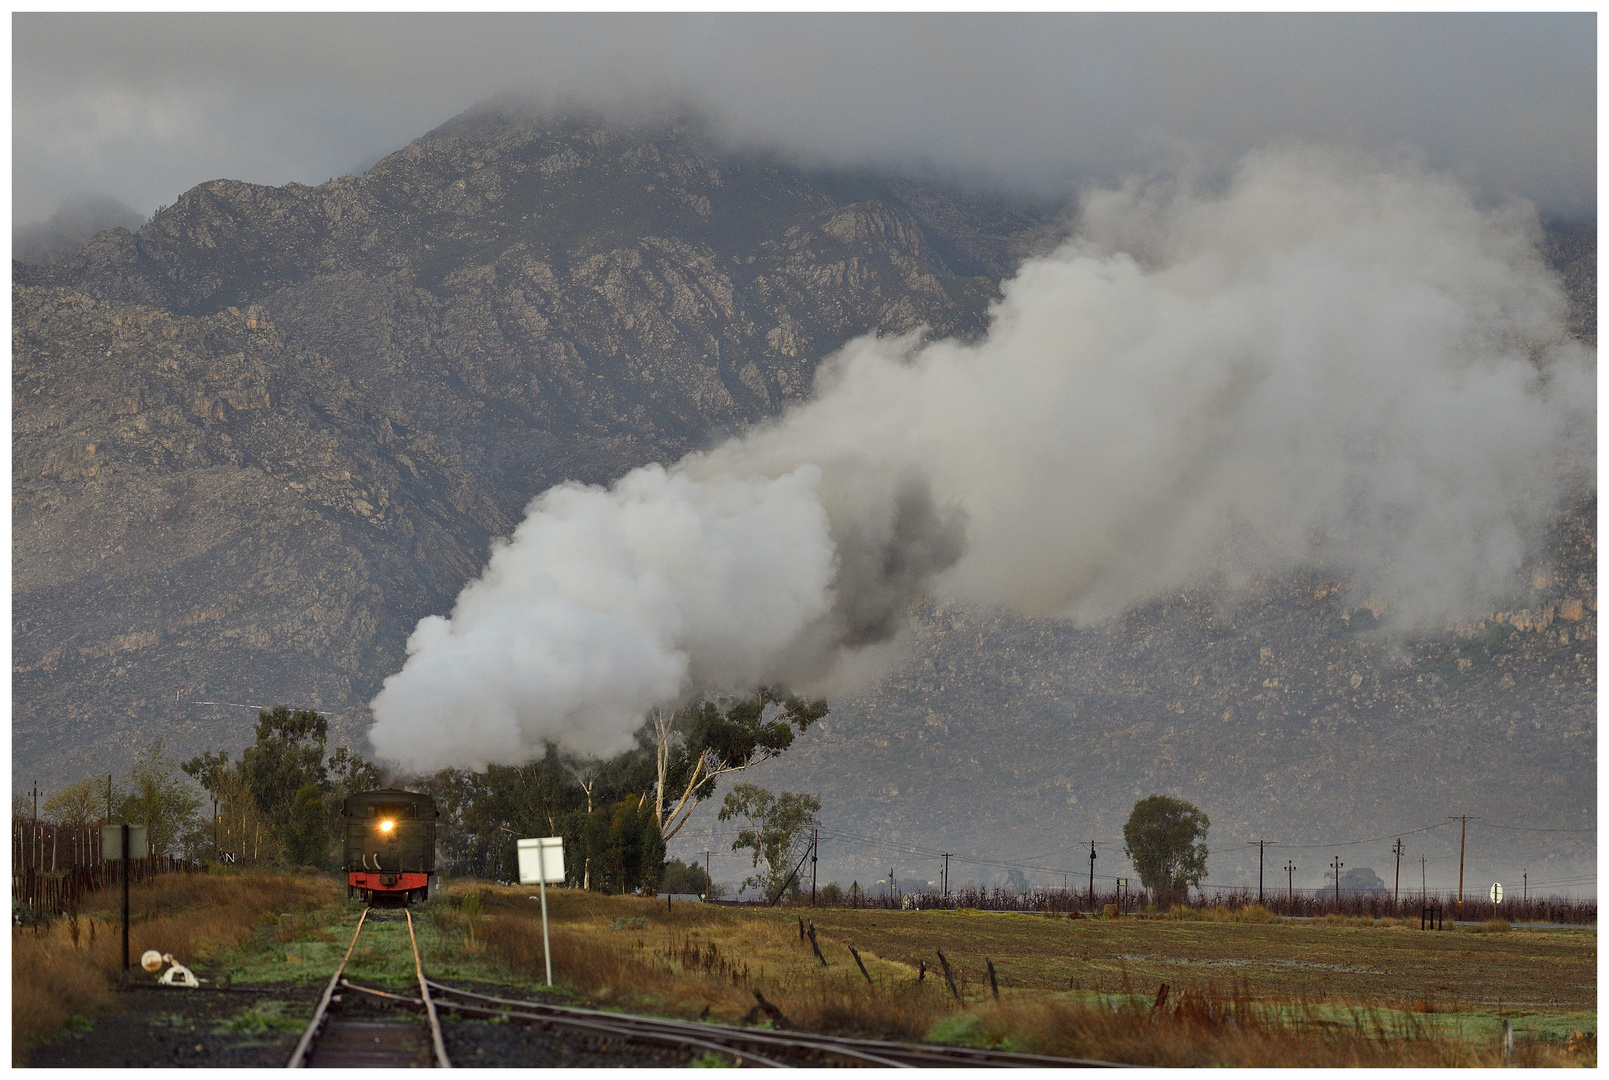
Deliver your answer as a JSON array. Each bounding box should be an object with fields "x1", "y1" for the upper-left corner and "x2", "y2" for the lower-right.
[
  {"x1": 517, "y1": 836, "x2": 565, "y2": 885},
  {"x1": 100, "y1": 823, "x2": 148, "y2": 860}
]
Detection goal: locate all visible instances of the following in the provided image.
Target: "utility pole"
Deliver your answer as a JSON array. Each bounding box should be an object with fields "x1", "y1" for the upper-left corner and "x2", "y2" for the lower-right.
[
  {"x1": 1088, "y1": 840, "x2": 1097, "y2": 910},
  {"x1": 1523, "y1": 869, "x2": 1527, "y2": 906},
  {"x1": 703, "y1": 850, "x2": 712, "y2": 900},
  {"x1": 941, "y1": 853, "x2": 952, "y2": 901},
  {"x1": 1420, "y1": 855, "x2": 1426, "y2": 901},
  {"x1": 1331, "y1": 856, "x2": 1344, "y2": 910},
  {"x1": 1450, "y1": 815, "x2": 1473, "y2": 912},
  {"x1": 1392, "y1": 839, "x2": 1405, "y2": 908},
  {"x1": 810, "y1": 829, "x2": 818, "y2": 907},
  {"x1": 890, "y1": 867, "x2": 895, "y2": 904},
  {"x1": 106, "y1": 775, "x2": 113, "y2": 823},
  {"x1": 31, "y1": 782, "x2": 39, "y2": 823},
  {"x1": 1249, "y1": 840, "x2": 1267, "y2": 904},
  {"x1": 1285, "y1": 860, "x2": 1296, "y2": 907}
]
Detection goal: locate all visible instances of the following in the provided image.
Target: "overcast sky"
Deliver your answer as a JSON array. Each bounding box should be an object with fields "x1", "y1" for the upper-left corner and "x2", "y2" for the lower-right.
[{"x1": 12, "y1": 12, "x2": 1597, "y2": 227}]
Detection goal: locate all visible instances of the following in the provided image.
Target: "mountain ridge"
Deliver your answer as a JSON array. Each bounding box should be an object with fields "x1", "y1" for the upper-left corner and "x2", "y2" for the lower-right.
[
  {"x1": 13, "y1": 105, "x2": 1060, "y2": 784},
  {"x1": 11, "y1": 104, "x2": 1595, "y2": 891}
]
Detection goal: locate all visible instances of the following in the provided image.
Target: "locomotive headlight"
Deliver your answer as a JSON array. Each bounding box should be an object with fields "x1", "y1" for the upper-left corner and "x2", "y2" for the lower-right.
[{"x1": 379, "y1": 819, "x2": 395, "y2": 834}]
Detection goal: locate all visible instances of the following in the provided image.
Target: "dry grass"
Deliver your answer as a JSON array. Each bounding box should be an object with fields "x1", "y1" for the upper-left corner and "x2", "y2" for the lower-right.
[
  {"x1": 10, "y1": 926, "x2": 108, "y2": 1063},
  {"x1": 471, "y1": 884, "x2": 956, "y2": 1038},
  {"x1": 12, "y1": 870, "x2": 337, "y2": 1059},
  {"x1": 488, "y1": 911, "x2": 957, "y2": 1039},
  {"x1": 465, "y1": 885, "x2": 1594, "y2": 1067},
  {"x1": 972, "y1": 988, "x2": 1584, "y2": 1068},
  {"x1": 1171, "y1": 903, "x2": 1281, "y2": 924}
]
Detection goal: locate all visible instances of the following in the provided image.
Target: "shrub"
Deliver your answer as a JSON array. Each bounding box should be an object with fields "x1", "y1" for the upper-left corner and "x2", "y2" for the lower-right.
[{"x1": 1190, "y1": 904, "x2": 1280, "y2": 924}]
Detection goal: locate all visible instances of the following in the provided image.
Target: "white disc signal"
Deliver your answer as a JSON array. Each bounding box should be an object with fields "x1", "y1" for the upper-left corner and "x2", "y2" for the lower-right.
[{"x1": 1489, "y1": 882, "x2": 1503, "y2": 903}]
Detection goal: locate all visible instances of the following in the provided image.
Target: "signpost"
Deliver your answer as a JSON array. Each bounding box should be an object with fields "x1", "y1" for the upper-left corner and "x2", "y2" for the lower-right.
[
  {"x1": 1489, "y1": 882, "x2": 1503, "y2": 906},
  {"x1": 516, "y1": 837, "x2": 565, "y2": 987},
  {"x1": 101, "y1": 823, "x2": 148, "y2": 973}
]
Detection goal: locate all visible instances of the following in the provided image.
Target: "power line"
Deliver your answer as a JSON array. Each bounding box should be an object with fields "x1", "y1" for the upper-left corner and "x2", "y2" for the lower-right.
[
  {"x1": 676, "y1": 814, "x2": 1589, "y2": 891},
  {"x1": 1521, "y1": 874, "x2": 1597, "y2": 886},
  {"x1": 1259, "y1": 820, "x2": 1455, "y2": 850},
  {"x1": 834, "y1": 838, "x2": 1111, "y2": 879},
  {"x1": 819, "y1": 823, "x2": 1125, "y2": 871},
  {"x1": 813, "y1": 827, "x2": 1132, "y2": 883}
]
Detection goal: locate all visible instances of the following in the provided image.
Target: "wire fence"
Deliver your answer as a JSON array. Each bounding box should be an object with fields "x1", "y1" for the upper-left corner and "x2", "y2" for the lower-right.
[
  {"x1": 13, "y1": 819, "x2": 106, "y2": 875},
  {"x1": 11, "y1": 817, "x2": 206, "y2": 920}
]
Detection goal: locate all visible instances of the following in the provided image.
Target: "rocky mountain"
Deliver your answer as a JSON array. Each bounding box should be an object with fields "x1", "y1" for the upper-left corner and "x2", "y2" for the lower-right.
[
  {"x1": 13, "y1": 103, "x2": 1056, "y2": 784},
  {"x1": 13, "y1": 103, "x2": 1594, "y2": 893}
]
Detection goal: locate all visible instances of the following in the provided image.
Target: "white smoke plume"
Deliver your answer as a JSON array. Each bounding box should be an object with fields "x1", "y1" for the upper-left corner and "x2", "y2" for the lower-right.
[{"x1": 369, "y1": 145, "x2": 1593, "y2": 772}]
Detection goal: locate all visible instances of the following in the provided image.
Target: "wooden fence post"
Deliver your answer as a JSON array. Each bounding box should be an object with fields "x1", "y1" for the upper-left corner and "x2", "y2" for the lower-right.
[
  {"x1": 936, "y1": 949, "x2": 962, "y2": 1002},
  {"x1": 849, "y1": 945, "x2": 874, "y2": 986}
]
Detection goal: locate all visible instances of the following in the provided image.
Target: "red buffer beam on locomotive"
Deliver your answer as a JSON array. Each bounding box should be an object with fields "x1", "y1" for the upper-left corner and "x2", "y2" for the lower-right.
[{"x1": 342, "y1": 788, "x2": 440, "y2": 906}]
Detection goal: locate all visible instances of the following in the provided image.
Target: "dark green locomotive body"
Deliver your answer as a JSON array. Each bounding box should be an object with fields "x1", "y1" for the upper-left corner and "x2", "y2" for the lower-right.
[{"x1": 342, "y1": 788, "x2": 439, "y2": 905}]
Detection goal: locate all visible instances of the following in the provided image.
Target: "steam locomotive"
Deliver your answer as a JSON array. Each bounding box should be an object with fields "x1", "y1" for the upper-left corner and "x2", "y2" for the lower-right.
[{"x1": 342, "y1": 788, "x2": 439, "y2": 905}]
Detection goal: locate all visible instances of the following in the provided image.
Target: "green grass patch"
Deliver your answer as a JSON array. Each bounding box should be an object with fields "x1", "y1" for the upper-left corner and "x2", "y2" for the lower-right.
[
  {"x1": 688, "y1": 1049, "x2": 739, "y2": 1067},
  {"x1": 213, "y1": 1000, "x2": 311, "y2": 1036},
  {"x1": 210, "y1": 895, "x2": 560, "y2": 997},
  {"x1": 926, "y1": 1011, "x2": 1019, "y2": 1050}
]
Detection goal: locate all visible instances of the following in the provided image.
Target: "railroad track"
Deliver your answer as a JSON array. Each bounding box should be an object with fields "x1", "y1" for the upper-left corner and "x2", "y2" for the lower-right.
[
  {"x1": 290, "y1": 908, "x2": 1119, "y2": 1068},
  {"x1": 425, "y1": 980, "x2": 1124, "y2": 1068},
  {"x1": 286, "y1": 908, "x2": 451, "y2": 1068}
]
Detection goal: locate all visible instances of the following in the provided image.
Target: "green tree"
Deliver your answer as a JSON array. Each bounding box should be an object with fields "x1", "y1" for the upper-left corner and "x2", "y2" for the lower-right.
[
  {"x1": 661, "y1": 857, "x2": 723, "y2": 898},
  {"x1": 240, "y1": 706, "x2": 329, "y2": 828},
  {"x1": 1122, "y1": 794, "x2": 1210, "y2": 905},
  {"x1": 286, "y1": 782, "x2": 331, "y2": 868},
  {"x1": 43, "y1": 778, "x2": 108, "y2": 826},
  {"x1": 325, "y1": 746, "x2": 384, "y2": 803},
  {"x1": 583, "y1": 796, "x2": 665, "y2": 895},
  {"x1": 117, "y1": 742, "x2": 203, "y2": 857},
  {"x1": 650, "y1": 688, "x2": 828, "y2": 842},
  {"x1": 186, "y1": 726, "x2": 381, "y2": 868},
  {"x1": 180, "y1": 750, "x2": 233, "y2": 801},
  {"x1": 402, "y1": 689, "x2": 828, "y2": 886},
  {"x1": 717, "y1": 784, "x2": 820, "y2": 899}
]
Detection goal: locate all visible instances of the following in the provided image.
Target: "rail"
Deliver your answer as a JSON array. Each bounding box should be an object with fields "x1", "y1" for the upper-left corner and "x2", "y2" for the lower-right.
[
  {"x1": 425, "y1": 980, "x2": 1123, "y2": 1068},
  {"x1": 286, "y1": 908, "x2": 451, "y2": 1068},
  {"x1": 290, "y1": 909, "x2": 1121, "y2": 1067},
  {"x1": 286, "y1": 907, "x2": 369, "y2": 1068}
]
